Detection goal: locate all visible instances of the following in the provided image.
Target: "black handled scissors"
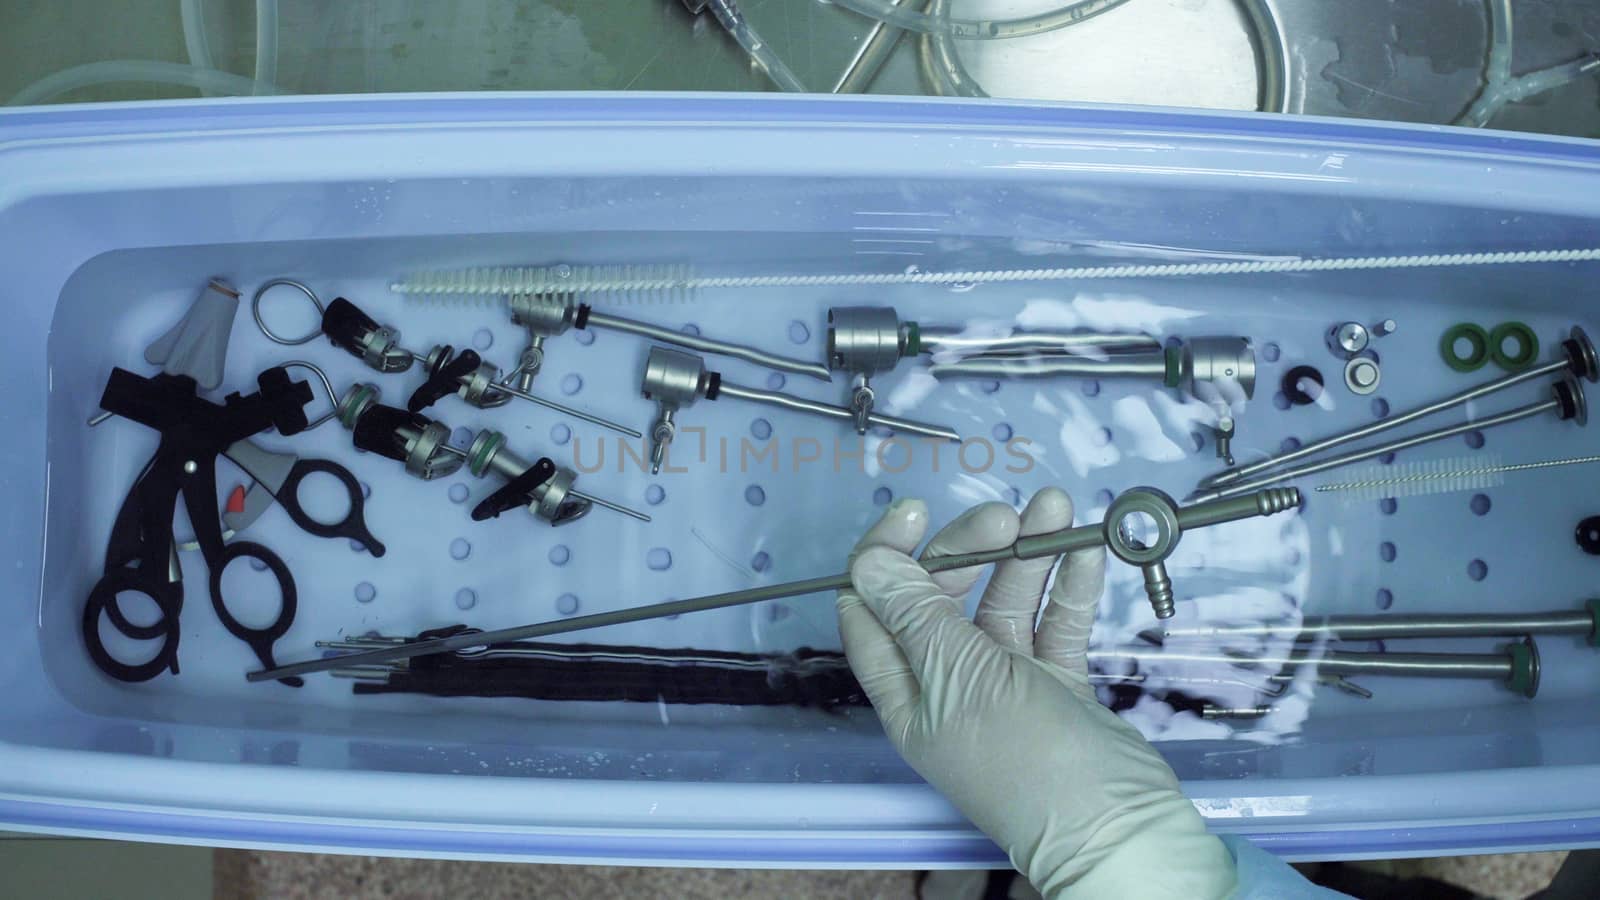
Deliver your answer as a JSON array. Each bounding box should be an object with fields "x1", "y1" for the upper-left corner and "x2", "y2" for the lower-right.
[
  {"x1": 86, "y1": 439, "x2": 303, "y2": 686},
  {"x1": 85, "y1": 367, "x2": 314, "y2": 685}
]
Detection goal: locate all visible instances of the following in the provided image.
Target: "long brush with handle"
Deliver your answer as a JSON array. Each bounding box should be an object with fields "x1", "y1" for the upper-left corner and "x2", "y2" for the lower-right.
[
  {"x1": 389, "y1": 248, "x2": 1600, "y2": 300},
  {"x1": 1314, "y1": 453, "x2": 1600, "y2": 500}
]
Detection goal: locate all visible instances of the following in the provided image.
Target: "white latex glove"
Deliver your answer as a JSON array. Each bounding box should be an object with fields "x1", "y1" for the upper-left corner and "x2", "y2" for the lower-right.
[{"x1": 836, "y1": 490, "x2": 1236, "y2": 899}]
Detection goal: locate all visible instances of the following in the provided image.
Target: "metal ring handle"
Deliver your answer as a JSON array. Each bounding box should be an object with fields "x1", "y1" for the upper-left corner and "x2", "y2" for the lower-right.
[
  {"x1": 83, "y1": 570, "x2": 183, "y2": 682},
  {"x1": 252, "y1": 278, "x2": 325, "y2": 346},
  {"x1": 278, "y1": 360, "x2": 340, "y2": 429},
  {"x1": 1104, "y1": 488, "x2": 1182, "y2": 566},
  {"x1": 207, "y1": 541, "x2": 303, "y2": 687}
]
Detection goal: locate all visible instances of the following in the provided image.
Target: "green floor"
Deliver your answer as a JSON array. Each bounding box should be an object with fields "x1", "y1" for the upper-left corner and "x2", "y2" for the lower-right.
[{"x1": 4, "y1": 0, "x2": 1598, "y2": 137}]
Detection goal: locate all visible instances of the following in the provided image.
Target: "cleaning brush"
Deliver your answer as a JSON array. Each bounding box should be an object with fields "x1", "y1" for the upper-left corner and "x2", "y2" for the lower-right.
[
  {"x1": 1314, "y1": 453, "x2": 1600, "y2": 499},
  {"x1": 391, "y1": 263, "x2": 696, "y2": 308},
  {"x1": 389, "y1": 247, "x2": 1600, "y2": 302}
]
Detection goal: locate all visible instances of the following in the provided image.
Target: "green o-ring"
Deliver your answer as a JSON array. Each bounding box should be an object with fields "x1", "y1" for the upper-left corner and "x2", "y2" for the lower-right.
[
  {"x1": 1489, "y1": 321, "x2": 1539, "y2": 371},
  {"x1": 1506, "y1": 639, "x2": 1540, "y2": 699},
  {"x1": 1440, "y1": 323, "x2": 1490, "y2": 372},
  {"x1": 468, "y1": 431, "x2": 504, "y2": 478}
]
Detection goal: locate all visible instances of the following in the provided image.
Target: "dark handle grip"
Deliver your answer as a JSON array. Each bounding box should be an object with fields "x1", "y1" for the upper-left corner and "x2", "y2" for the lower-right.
[
  {"x1": 470, "y1": 457, "x2": 557, "y2": 521},
  {"x1": 322, "y1": 297, "x2": 382, "y2": 358},
  {"x1": 207, "y1": 542, "x2": 303, "y2": 688},
  {"x1": 256, "y1": 366, "x2": 312, "y2": 436},
  {"x1": 274, "y1": 458, "x2": 387, "y2": 557},
  {"x1": 350, "y1": 402, "x2": 433, "y2": 463},
  {"x1": 407, "y1": 346, "x2": 477, "y2": 413},
  {"x1": 83, "y1": 569, "x2": 183, "y2": 682}
]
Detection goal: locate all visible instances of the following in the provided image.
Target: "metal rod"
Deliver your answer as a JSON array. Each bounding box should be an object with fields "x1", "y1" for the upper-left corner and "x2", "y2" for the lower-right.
[
  {"x1": 331, "y1": 667, "x2": 393, "y2": 682},
  {"x1": 435, "y1": 444, "x2": 649, "y2": 522},
  {"x1": 1154, "y1": 607, "x2": 1596, "y2": 643},
  {"x1": 1203, "y1": 705, "x2": 1275, "y2": 720},
  {"x1": 718, "y1": 381, "x2": 961, "y2": 442},
  {"x1": 570, "y1": 488, "x2": 651, "y2": 523},
  {"x1": 247, "y1": 487, "x2": 1298, "y2": 682},
  {"x1": 414, "y1": 347, "x2": 639, "y2": 437},
  {"x1": 928, "y1": 353, "x2": 1169, "y2": 380},
  {"x1": 586, "y1": 311, "x2": 831, "y2": 381},
  {"x1": 488, "y1": 381, "x2": 642, "y2": 438},
  {"x1": 1096, "y1": 646, "x2": 1515, "y2": 680},
  {"x1": 1201, "y1": 356, "x2": 1569, "y2": 490},
  {"x1": 1193, "y1": 395, "x2": 1560, "y2": 501},
  {"x1": 833, "y1": 0, "x2": 921, "y2": 93},
  {"x1": 919, "y1": 327, "x2": 1162, "y2": 358}
]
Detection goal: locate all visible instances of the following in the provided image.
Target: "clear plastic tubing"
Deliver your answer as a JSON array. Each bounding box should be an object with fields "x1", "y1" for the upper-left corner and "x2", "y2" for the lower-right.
[
  {"x1": 833, "y1": 0, "x2": 1128, "y2": 39},
  {"x1": 8, "y1": 0, "x2": 278, "y2": 106},
  {"x1": 181, "y1": 0, "x2": 218, "y2": 82},
  {"x1": 5, "y1": 61, "x2": 273, "y2": 106},
  {"x1": 254, "y1": 0, "x2": 279, "y2": 95},
  {"x1": 1457, "y1": 0, "x2": 1600, "y2": 127},
  {"x1": 182, "y1": 0, "x2": 277, "y2": 95},
  {"x1": 710, "y1": 0, "x2": 807, "y2": 93},
  {"x1": 919, "y1": 0, "x2": 1287, "y2": 113}
]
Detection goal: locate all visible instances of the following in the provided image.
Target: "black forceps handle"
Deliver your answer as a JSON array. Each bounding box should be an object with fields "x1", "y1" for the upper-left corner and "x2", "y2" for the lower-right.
[
  {"x1": 223, "y1": 440, "x2": 386, "y2": 556},
  {"x1": 273, "y1": 458, "x2": 386, "y2": 556}
]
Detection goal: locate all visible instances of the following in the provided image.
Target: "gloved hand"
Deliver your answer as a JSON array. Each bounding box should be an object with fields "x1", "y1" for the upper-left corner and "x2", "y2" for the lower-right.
[{"x1": 836, "y1": 489, "x2": 1237, "y2": 899}]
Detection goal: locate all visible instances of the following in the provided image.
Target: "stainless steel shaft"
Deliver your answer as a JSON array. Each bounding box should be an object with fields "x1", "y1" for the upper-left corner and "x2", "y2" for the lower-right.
[
  {"x1": 717, "y1": 381, "x2": 960, "y2": 442},
  {"x1": 247, "y1": 486, "x2": 1300, "y2": 682},
  {"x1": 1098, "y1": 646, "x2": 1515, "y2": 680},
  {"x1": 436, "y1": 443, "x2": 650, "y2": 522},
  {"x1": 1155, "y1": 605, "x2": 1597, "y2": 643},
  {"x1": 488, "y1": 381, "x2": 642, "y2": 438},
  {"x1": 833, "y1": 0, "x2": 923, "y2": 92},
  {"x1": 407, "y1": 350, "x2": 641, "y2": 437},
  {"x1": 918, "y1": 327, "x2": 1161, "y2": 358},
  {"x1": 1201, "y1": 328, "x2": 1595, "y2": 490},
  {"x1": 928, "y1": 353, "x2": 1169, "y2": 379},
  {"x1": 586, "y1": 311, "x2": 831, "y2": 381},
  {"x1": 1193, "y1": 392, "x2": 1565, "y2": 502}
]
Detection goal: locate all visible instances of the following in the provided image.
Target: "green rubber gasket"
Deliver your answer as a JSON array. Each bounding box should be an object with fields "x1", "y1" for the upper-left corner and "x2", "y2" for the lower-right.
[
  {"x1": 468, "y1": 431, "x2": 504, "y2": 478},
  {"x1": 1440, "y1": 323, "x2": 1490, "y2": 372},
  {"x1": 1163, "y1": 345, "x2": 1182, "y2": 388},
  {"x1": 1587, "y1": 598, "x2": 1600, "y2": 648},
  {"x1": 1489, "y1": 321, "x2": 1539, "y2": 371},
  {"x1": 1507, "y1": 639, "x2": 1540, "y2": 698}
]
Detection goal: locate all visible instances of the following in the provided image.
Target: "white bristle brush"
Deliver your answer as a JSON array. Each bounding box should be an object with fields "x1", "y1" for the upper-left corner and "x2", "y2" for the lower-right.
[
  {"x1": 388, "y1": 248, "x2": 1600, "y2": 304},
  {"x1": 390, "y1": 263, "x2": 696, "y2": 308},
  {"x1": 1314, "y1": 453, "x2": 1600, "y2": 500}
]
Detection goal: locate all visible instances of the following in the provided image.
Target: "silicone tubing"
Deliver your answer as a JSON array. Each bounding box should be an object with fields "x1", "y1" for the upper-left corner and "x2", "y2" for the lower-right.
[
  {"x1": 833, "y1": 0, "x2": 1128, "y2": 40},
  {"x1": 6, "y1": 61, "x2": 276, "y2": 106}
]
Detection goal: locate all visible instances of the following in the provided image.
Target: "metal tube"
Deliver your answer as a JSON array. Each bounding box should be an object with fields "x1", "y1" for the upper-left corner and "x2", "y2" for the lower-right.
[
  {"x1": 1156, "y1": 608, "x2": 1596, "y2": 643},
  {"x1": 1094, "y1": 646, "x2": 1514, "y2": 680},
  {"x1": 436, "y1": 443, "x2": 649, "y2": 523},
  {"x1": 1202, "y1": 357, "x2": 1567, "y2": 490},
  {"x1": 919, "y1": 327, "x2": 1161, "y2": 358},
  {"x1": 833, "y1": 0, "x2": 923, "y2": 93},
  {"x1": 718, "y1": 381, "x2": 961, "y2": 442},
  {"x1": 489, "y1": 381, "x2": 642, "y2": 438},
  {"x1": 1194, "y1": 396, "x2": 1558, "y2": 501},
  {"x1": 928, "y1": 353, "x2": 1169, "y2": 380},
  {"x1": 586, "y1": 311, "x2": 831, "y2": 381},
  {"x1": 570, "y1": 488, "x2": 651, "y2": 523},
  {"x1": 331, "y1": 667, "x2": 393, "y2": 682},
  {"x1": 248, "y1": 487, "x2": 1298, "y2": 682}
]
